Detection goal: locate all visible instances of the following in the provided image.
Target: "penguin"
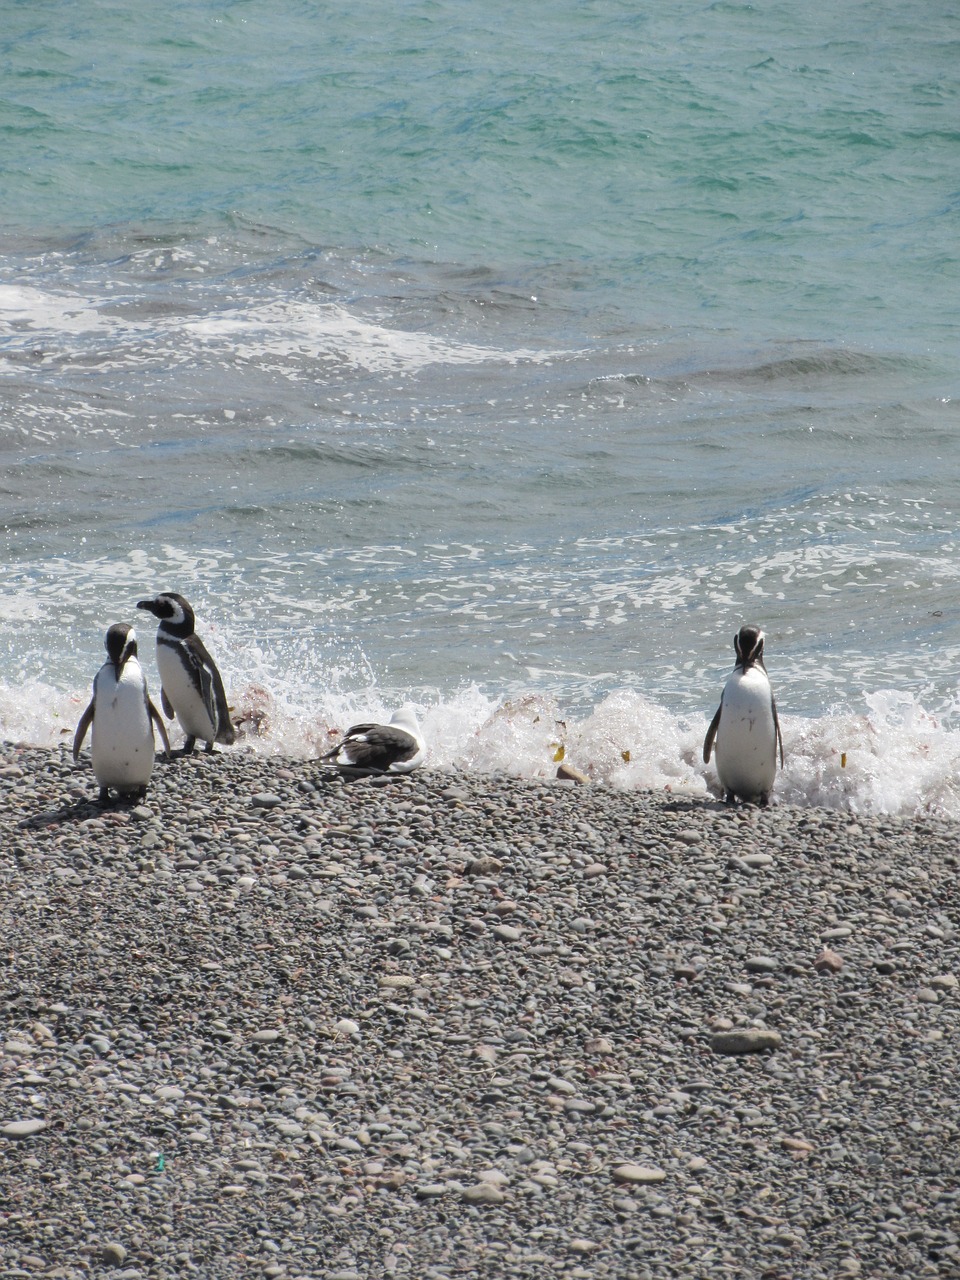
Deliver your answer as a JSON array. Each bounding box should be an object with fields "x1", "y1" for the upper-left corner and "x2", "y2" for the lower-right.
[
  {"x1": 320, "y1": 704, "x2": 425, "y2": 773},
  {"x1": 135, "y1": 592, "x2": 235, "y2": 754},
  {"x1": 73, "y1": 623, "x2": 171, "y2": 804},
  {"x1": 703, "y1": 624, "x2": 784, "y2": 805}
]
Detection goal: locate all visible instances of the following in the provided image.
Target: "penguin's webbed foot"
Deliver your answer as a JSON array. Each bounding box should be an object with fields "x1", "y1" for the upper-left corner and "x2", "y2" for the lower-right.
[
  {"x1": 204, "y1": 740, "x2": 215, "y2": 754},
  {"x1": 181, "y1": 736, "x2": 197, "y2": 756},
  {"x1": 97, "y1": 787, "x2": 110, "y2": 805},
  {"x1": 724, "y1": 790, "x2": 737, "y2": 805}
]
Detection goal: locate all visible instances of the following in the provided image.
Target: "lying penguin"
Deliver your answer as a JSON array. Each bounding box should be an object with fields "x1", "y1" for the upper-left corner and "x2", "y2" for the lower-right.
[
  {"x1": 320, "y1": 704, "x2": 425, "y2": 773},
  {"x1": 136, "y1": 592, "x2": 235, "y2": 754},
  {"x1": 703, "y1": 624, "x2": 784, "y2": 805},
  {"x1": 74, "y1": 623, "x2": 171, "y2": 804}
]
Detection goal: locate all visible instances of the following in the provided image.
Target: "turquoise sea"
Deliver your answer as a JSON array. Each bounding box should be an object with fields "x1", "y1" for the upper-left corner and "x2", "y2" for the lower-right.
[{"x1": 2, "y1": 1, "x2": 960, "y2": 812}]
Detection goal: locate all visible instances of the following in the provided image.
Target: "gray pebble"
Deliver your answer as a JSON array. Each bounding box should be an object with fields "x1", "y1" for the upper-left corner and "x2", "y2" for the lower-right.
[
  {"x1": 493, "y1": 924, "x2": 521, "y2": 942},
  {"x1": 710, "y1": 1028, "x2": 782, "y2": 1055},
  {"x1": 1, "y1": 1118, "x2": 48, "y2": 1139}
]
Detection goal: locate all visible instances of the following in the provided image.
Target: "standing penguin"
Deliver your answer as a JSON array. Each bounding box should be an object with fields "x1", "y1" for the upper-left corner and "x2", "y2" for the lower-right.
[
  {"x1": 703, "y1": 624, "x2": 784, "y2": 805},
  {"x1": 73, "y1": 623, "x2": 171, "y2": 804},
  {"x1": 136, "y1": 592, "x2": 236, "y2": 754},
  {"x1": 320, "y1": 704, "x2": 425, "y2": 773}
]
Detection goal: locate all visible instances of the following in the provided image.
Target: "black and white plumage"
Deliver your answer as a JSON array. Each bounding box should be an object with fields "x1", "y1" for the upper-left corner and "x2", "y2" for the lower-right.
[
  {"x1": 703, "y1": 624, "x2": 784, "y2": 805},
  {"x1": 73, "y1": 623, "x2": 171, "y2": 804},
  {"x1": 136, "y1": 592, "x2": 235, "y2": 754},
  {"x1": 320, "y1": 704, "x2": 425, "y2": 773}
]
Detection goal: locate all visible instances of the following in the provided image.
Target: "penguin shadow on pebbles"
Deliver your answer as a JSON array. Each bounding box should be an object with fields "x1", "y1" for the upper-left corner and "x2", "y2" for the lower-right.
[
  {"x1": 72, "y1": 622, "x2": 172, "y2": 807},
  {"x1": 703, "y1": 624, "x2": 784, "y2": 806},
  {"x1": 136, "y1": 592, "x2": 236, "y2": 757}
]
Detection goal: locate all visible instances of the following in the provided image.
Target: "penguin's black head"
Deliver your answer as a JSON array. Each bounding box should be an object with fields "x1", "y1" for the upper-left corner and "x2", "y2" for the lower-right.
[
  {"x1": 137, "y1": 592, "x2": 195, "y2": 635},
  {"x1": 104, "y1": 623, "x2": 137, "y2": 676},
  {"x1": 734, "y1": 624, "x2": 765, "y2": 671}
]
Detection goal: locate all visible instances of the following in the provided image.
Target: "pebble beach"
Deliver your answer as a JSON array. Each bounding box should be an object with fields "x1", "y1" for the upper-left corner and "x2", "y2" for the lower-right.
[{"x1": 2, "y1": 743, "x2": 959, "y2": 1280}]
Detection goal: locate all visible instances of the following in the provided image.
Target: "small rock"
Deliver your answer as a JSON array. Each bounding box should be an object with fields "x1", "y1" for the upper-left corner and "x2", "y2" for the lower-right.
[
  {"x1": 741, "y1": 852, "x2": 774, "y2": 868},
  {"x1": 563, "y1": 1098, "x2": 596, "y2": 1114},
  {"x1": 557, "y1": 763, "x2": 589, "y2": 784},
  {"x1": 569, "y1": 1239, "x2": 600, "y2": 1254},
  {"x1": 781, "y1": 1137, "x2": 815, "y2": 1155},
  {"x1": 585, "y1": 1036, "x2": 615, "y2": 1054},
  {"x1": 414, "y1": 1183, "x2": 448, "y2": 1199},
  {"x1": 101, "y1": 1243, "x2": 127, "y2": 1265},
  {"x1": 466, "y1": 856, "x2": 503, "y2": 875},
  {"x1": 335, "y1": 1018, "x2": 361, "y2": 1036},
  {"x1": 744, "y1": 956, "x2": 778, "y2": 973},
  {"x1": 493, "y1": 924, "x2": 521, "y2": 942},
  {"x1": 822, "y1": 926, "x2": 853, "y2": 939},
  {"x1": 814, "y1": 948, "x2": 844, "y2": 974},
  {"x1": 2, "y1": 1119, "x2": 48, "y2": 1139},
  {"x1": 613, "y1": 1164, "x2": 666, "y2": 1185},
  {"x1": 930, "y1": 973, "x2": 958, "y2": 991},
  {"x1": 251, "y1": 792, "x2": 282, "y2": 808},
  {"x1": 462, "y1": 1182, "x2": 506, "y2": 1205},
  {"x1": 710, "y1": 1028, "x2": 782, "y2": 1056},
  {"x1": 251, "y1": 1029, "x2": 281, "y2": 1044}
]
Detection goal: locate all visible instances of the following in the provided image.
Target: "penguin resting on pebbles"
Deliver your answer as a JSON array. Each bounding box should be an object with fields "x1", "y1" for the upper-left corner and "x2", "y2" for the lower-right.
[{"x1": 320, "y1": 705, "x2": 425, "y2": 773}]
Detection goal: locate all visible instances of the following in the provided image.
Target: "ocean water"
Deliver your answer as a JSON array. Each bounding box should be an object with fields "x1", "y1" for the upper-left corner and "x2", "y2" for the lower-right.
[{"x1": 2, "y1": 1, "x2": 960, "y2": 813}]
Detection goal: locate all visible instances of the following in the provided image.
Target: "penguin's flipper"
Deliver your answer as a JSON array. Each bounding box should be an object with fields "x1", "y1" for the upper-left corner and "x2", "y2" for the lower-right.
[
  {"x1": 190, "y1": 634, "x2": 236, "y2": 746},
  {"x1": 148, "y1": 698, "x2": 173, "y2": 758},
  {"x1": 196, "y1": 662, "x2": 218, "y2": 731},
  {"x1": 161, "y1": 686, "x2": 175, "y2": 720},
  {"x1": 772, "y1": 695, "x2": 784, "y2": 769},
  {"x1": 703, "y1": 703, "x2": 722, "y2": 764},
  {"x1": 73, "y1": 699, "x2": 95, "y2": 760},
  {"x1": 211, "y1": 664, "x2": 236, "y2": 746}
]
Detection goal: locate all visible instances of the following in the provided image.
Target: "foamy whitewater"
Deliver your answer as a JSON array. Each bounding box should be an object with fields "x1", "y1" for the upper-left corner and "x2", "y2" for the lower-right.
[{"x1": 2, "y1": 2, "x2": 960, "y2": 815}]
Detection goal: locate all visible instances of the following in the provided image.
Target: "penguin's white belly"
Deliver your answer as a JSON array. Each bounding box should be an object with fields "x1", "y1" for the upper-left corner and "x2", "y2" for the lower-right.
[
  {"x1": 716, "y1": 669, "x2": 777, "y2": 799},
  {"x1": 91, "y1": 663, "x2": 155, "y2": 790},
  {"x1": 157, "y1": 642, "x2": 216, "y2": 741}
]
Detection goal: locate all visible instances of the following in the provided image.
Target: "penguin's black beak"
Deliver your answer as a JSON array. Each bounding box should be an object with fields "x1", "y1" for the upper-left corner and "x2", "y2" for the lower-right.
[
  {"x1": 115, "y1": 642, "x2": 136, "y2": 679},
  {"x1": 137, "y1": 599, "x2": 158, "y2": 616}
]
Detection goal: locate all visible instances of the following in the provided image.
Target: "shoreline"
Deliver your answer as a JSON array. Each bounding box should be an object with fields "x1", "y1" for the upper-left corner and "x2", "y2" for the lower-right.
[{"x1": 2, "y1": 743, "x2": 958, "y2": 1279}]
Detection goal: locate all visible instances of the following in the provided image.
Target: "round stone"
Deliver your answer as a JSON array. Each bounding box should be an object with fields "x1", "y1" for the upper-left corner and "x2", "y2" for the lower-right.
[
  {"x1": 2, "y1": 1119, "x2": 48, "y2": 1139},
  {"x1": 744, "y1": 955, "x2": 778, "y2": 973},
  {"x1": 612, "y1": 1163, "x2": 666, "y2": 1185},
  {"x1": 462, "y1": 1182, "x2": 506, "y2": 1204},
  {"x1": 710, "y1": 1028, "x2": 782, "y2": 1055},
  {"x1": 493, "y1": 924, "x2": 521, "y2": 942}
]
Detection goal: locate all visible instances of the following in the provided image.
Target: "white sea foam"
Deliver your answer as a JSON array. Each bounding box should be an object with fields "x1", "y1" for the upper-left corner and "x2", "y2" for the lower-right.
[
  {"x1": 179, "y1": 299, "x2": 564, "y2": 376},
  {"x1": 0, "y1": 280, "x2": 562, "y2": 380},
  {"x1": 6, "y1": 672, "x2": 960, "y2": 819}
]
